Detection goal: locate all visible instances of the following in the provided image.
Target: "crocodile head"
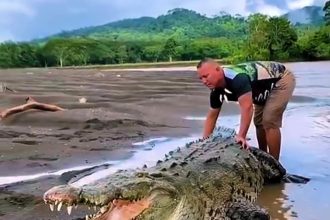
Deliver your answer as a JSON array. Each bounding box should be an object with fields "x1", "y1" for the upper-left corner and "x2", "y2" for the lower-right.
[{"x1": 43, "y1": 170, "x2": 191, "y2": 220}]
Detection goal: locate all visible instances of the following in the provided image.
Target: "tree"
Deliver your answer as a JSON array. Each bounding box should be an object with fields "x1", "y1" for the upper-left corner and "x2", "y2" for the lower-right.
[
  {"x1": 88, "y1": 40, "x2": 116, "y2": 64},
  {"x1": 266, "y1": 17, "x2": 297, "y2": 60},
  {"x1": 42, "y1": 38, "x2": 72, "y2": 67},
  {"x1": 245, "y1": 14, "x2": 270, "y2": 60},
  {"x1": 162, "y1": 38, "x2": 178, "y2": 62},
  {"x1": 300, "y1": 26, "x2": 330, "y2": 60},
  {"x1": 0, "y1": 42, "x2": 40, "y2": 68},
  {"x1": 143, "y1": 45, "x2": 161, "y2": 62},
  {"x1": 126, "y1": 43, "x2": 144, "y2": 63},
  {"x1": 65, "y1": 39, "x2": 92, "y2": 66},
  {"x1": 0, "y1": 43, "x2": 16, "y2": 67},
  {"x1": 324, "y1": 0, "x2": 330, "y2": 25},
  {"x1": 245, "y1": 15, "x2": 297, "y2": 60},
  {"x1": 116, "y1": 45, "x2": 128, "y2": 64},
  {"x1": 18, "y1": 43, "x2": 41, "y2": 67}
]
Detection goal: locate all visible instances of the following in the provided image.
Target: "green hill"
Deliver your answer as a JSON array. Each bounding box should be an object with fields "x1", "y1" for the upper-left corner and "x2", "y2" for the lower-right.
[
  {"x1": 2, "y1": 4, "x2": 328, "y2": 69},
  {"x1": 284, "y1": 6, "x2": 324, "y2": 25},
  {"x1": 35, "y1": 8, "x2": 247, "y2": 42},
  {"x1": 33, "y1": 6, "x2": 324, "y2": 43}
]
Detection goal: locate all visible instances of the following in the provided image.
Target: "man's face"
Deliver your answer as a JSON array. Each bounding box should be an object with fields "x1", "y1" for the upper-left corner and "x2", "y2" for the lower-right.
[{"x1": 197, "y1": 62, "x2": 223, "y2": 89}]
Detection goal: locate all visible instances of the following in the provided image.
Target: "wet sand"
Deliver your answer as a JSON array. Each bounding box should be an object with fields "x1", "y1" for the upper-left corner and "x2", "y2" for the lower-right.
[
  {"x1": 0, "y1": 67, "x2": 230, "y2": 220},
  {"x1": 0, "y1": 61, "x2": 329, "y2": 219}
]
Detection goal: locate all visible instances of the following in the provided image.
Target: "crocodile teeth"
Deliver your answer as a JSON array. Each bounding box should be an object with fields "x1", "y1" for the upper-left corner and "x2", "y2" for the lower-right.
[
  {"x1": 57, "y1": 202, "x2": 63, "y2": 211},
  {"x1": 100, "y1": 206, "x2": 107, "y2": 213},
  {"x1": 55, "y1": 200, "x2": 58, "y2": 206},
  {"x1": 49, "y1": 204, "x2": 54, "y2": 212},
  {"x1": 67, "y1": 206, "x2": 73, "y2": 215},
  {"x1": 85, "y1": 215, "x2": 89, "y2": 220},
  {"x1": 94, "y1": 206, "x2": 97, "y2": 211}
]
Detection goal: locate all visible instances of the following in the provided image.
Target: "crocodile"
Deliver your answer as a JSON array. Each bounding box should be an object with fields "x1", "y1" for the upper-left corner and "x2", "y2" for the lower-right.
[{"x1": 43, "y1": 127, "x2": 308, "y2": 220}]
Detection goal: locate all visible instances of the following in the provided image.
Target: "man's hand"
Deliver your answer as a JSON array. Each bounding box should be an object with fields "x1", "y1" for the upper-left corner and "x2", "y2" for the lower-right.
[{"x1": 235, "y1": 135, "x2": 249, "y2": 149}]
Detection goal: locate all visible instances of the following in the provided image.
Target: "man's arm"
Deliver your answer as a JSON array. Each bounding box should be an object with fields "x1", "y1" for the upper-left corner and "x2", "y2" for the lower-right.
[
  {"x1": 237, "y1": 92, "x2": 253, "y2": 146},
  {"x1": 203, "y1": 108, "x2": 220, "y2": 139}
]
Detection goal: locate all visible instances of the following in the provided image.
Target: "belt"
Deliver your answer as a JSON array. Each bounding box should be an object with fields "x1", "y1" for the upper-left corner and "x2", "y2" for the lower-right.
[{"x1": 280, "y1": 69, "x2": 291, "y2": 78}]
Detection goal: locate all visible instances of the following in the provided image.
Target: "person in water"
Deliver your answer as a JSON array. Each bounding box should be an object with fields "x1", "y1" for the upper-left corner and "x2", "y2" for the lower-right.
[{"x1": 197, "y1": 58, "x2": 295, "y2": 160}]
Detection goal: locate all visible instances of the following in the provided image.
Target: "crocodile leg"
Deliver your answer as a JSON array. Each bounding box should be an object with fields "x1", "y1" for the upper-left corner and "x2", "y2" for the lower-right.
[{"x1": 226, "y1": 201, "x2": 269, "y2": 220}]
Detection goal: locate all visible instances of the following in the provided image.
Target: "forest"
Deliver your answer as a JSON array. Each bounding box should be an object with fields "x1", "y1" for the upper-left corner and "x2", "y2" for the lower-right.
[{"x1": 0, "y1": 2, "x2": 329, "y2": 68}]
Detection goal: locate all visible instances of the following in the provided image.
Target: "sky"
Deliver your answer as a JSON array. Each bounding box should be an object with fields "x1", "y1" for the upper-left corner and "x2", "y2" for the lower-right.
[{"x1": 0, "y1": 0, "x2": 325, "y2": 42}]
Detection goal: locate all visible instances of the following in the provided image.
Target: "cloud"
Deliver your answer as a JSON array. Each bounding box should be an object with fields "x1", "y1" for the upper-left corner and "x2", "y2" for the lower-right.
[
  {"x1": 0, "y1": 0, "x2": 37, "y2": 41},
  {"x1": 247, "y1": 0, "x2": 284, "y2": 16},
  {"x1": 258, "y1": 5, "x2": 284, "y2": 16},
  {"x1": 174, "y1": 0, "x2": 249, "y2": 16},
  {"x1": 287, "y1": 0, "x2": 315, "y2": 10},
  {"x1": 92, "y1": 0, "x2": 250, "y2": 18},
  {"x1": 0, "y1": 1, "x2": 35, "y2": 17},
  {"x1": 313, "y1": 0, "x2": 326, "y2": 6}
]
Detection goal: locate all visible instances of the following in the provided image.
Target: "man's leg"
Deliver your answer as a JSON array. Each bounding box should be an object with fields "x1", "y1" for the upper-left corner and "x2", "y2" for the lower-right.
[
  {"x1": 256, "y1": 125, "x2": 268, "y2": 152},
  {"x1": 254, "y1": 105, "x2": 268, "y2": 152},
  {"x1": 265, "y1": 127, "x2": 281, "y2": 160},
  {"x1": 262, "y1": 70, "x2": 296, "y2": 160}
]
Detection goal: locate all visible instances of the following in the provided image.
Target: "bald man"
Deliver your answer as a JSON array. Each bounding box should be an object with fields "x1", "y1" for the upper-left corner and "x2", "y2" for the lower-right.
[{"x1": 197, "y1": 58, "x2": 295, "y2": 160}]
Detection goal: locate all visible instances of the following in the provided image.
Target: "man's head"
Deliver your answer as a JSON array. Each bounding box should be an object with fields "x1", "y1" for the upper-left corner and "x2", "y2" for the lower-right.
[{"x1": 197, "y1": 58, "x2": 225, "y2": 89}]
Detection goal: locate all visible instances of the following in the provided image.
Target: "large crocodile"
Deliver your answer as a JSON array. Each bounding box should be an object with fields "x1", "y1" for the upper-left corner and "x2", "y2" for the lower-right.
[{"x1": 43, "y1": 127, "x2": 308, "y2": 220}]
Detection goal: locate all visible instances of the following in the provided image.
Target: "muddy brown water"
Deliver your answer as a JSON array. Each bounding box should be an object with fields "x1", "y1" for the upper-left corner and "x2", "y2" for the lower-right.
[{"x1": 0, "y1": 61, "x2": 329, "y2": 219}]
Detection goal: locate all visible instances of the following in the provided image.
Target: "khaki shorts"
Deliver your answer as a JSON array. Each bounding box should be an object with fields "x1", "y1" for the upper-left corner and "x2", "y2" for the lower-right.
[{"x1": 254, "y1": 70, "x2": 296, "y2": 129}]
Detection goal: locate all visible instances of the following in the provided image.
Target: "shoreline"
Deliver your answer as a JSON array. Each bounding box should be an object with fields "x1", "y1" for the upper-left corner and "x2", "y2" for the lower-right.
[
  {"x1": 100, "y1": 66, "x2": 197, "y2": 72},
  {"x1": 0, "y1": 133, "x2": 199, "y2": 187},
  {"x1": 1, "y1": 60, "x2": 330, "y2": 72}
]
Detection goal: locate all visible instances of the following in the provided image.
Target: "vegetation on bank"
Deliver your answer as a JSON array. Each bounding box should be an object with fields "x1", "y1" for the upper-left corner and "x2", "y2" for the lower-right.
[
  {"x1": 56, "y1": 60, "x2": 226, "y2": 70},
  {"x1": 0, "y1": 2, "x2": 329, "y2": 69}
]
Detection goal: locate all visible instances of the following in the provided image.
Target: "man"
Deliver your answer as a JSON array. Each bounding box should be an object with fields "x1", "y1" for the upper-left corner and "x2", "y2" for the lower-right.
[{"x1": 196, "y1": 58, "x2": 295, "y2": 160}]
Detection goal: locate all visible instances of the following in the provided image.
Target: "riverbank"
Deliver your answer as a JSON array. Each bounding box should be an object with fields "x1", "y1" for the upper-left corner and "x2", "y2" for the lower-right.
[
  {"x1": 0, "y1": 67, "x2": 216, "y2": 219},
  {"x1": 0, "y1": 61, "x2": 329, "y2": 219}
]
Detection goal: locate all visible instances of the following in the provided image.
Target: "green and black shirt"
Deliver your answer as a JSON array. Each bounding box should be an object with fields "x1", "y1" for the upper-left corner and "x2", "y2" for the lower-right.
[{"x1": 210, "y1": 61, "x2": 287, "y2": 108}]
